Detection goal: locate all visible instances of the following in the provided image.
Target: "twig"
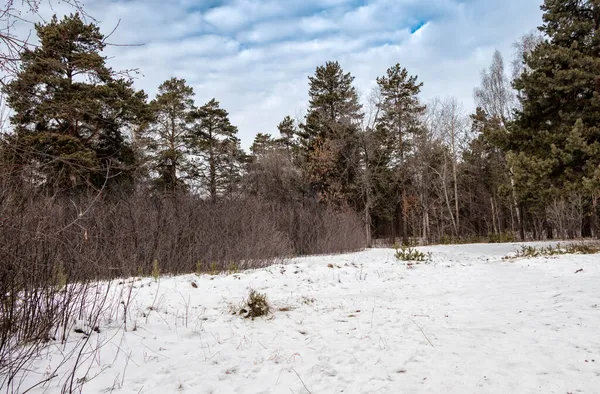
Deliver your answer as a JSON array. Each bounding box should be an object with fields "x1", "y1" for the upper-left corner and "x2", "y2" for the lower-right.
[
  {"x1": 409, "y1": 318, "x2": 434, "y2": 347},
  {"x1": 370, "y1": 299, "x2": 375, "y2": 329},
  {"x1": 292, "y1": 368, "x2": 312, "y2": 394}
]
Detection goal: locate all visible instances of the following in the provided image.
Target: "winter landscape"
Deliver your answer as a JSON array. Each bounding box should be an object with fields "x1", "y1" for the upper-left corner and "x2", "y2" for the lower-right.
[
  {"x1": 11, "y1": 242, "x2": 600, "y2": 393},
  {"x1": 2, "y1": 0, "x2": 600, "y2": 392}
]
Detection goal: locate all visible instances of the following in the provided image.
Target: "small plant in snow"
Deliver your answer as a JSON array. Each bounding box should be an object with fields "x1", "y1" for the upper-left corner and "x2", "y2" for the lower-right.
[
  {"x1": 209, "y1": 262, "x2": 219, "y2": 276},
  {"x1": 227, "y1": 263, "x2": 239, "y2": 274},
  {"x1": 241, "y1": 289, "x2": 270, "y2": 319},
  {"x1": 395, "y1": 245, "x2": 428, "y2": 262},
  {"x1": 504, "y1": 242, "x2": 600, "y2": 260}
]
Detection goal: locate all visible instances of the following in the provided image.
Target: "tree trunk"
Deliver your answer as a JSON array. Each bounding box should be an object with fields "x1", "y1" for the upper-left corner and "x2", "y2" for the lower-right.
[
  {"x1": 209, "y1": 146, "x2": 216, "y2": 203},
  {"x1": 441, "y1": 162, "x2": 457, "y2": 237},
  {"x1": 582, "y1": 194, "x2": 593, "y2": 238},
  {"x1": 545, "y1": 218, "x2": 553, "y2": 240},
  {"x1": 452, "y1": 160, "x2": 460, "y2": 235},
  {"x1": 509, "y1": 169, "x2": 521, "y2": 237},
  {"x1": 400, "y1": 190, "x2": 408, "y2": 245},
  {"x1": 593, "y1": 194, "x2": 599, "y2": 239},
  {"x1": 490, "y1": 196, "x2": 498, "y2": 234},
  {"x1": 365, "y1": 205, "x2": 372, "y2": 248},
  {"x1": 518, "y1": 203, "x2": 526, "y2": 241}
]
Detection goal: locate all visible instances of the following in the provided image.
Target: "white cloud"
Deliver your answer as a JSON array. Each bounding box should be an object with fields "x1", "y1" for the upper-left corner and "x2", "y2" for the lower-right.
[{"x1": 10, "y1": 0, "x2": 544, "y2": 149}]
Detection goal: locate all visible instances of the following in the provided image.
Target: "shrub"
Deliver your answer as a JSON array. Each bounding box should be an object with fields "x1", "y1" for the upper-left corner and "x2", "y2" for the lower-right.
[
  {"x1": 244, "y1": 289, "x2": 270, "y2": 319},
  {"x1": 439, "y1": 232, "x2": 516, "y2": 245},
  {"x1": 395, "y1": 245, "x2": 428, "y2": 262},
  {"x1": 504, "y1": 242, "x2": 600, "y2": 260},
  {"x1": 0, "y1": 185, "x2": 364, "y2": 390}
]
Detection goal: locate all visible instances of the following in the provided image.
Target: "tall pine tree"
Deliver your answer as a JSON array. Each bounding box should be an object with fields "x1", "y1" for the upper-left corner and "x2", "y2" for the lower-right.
[
  {"x1": 376, "y1": 64, "x2": 425, "y2": 243},
  {"x1": 300, "y1": 61, "x2": 363, "y2": 208},
  {"x1": 3, "y1": 14, "x2": 149, "y2": 192},
  {"x1": 189, "y1": 98, "x2": 241, "y2": 202},
  {"x1": 511, "y1": 0, "x2": 600, "y2": 237},
  {"x1": 144, "y1": 78, "x2": 195, "y2": 192}
]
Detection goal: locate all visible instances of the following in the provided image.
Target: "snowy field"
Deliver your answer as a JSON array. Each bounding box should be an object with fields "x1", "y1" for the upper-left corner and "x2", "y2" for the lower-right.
[{"x1": 24, "y1": 242, "x2": 600, "y2": 393}]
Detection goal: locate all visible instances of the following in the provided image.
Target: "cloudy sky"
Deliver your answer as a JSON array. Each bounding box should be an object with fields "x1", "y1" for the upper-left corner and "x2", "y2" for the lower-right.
[{"x1": 30, "y1": 0, "x2": 543, "y2": 149}]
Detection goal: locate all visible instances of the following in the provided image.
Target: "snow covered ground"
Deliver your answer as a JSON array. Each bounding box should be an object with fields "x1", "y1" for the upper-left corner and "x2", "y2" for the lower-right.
[{"x1": 24, "y1": 242, "x2": 600, "y2": 393}]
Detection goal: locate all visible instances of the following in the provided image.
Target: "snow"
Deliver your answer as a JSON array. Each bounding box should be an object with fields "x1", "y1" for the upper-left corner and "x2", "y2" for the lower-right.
[{"x1": 23, "y1": 242, "x2": 600, "y2": 393}]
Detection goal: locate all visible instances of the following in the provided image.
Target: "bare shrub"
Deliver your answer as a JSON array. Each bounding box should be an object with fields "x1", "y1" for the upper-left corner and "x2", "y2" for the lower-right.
[{"x1": 0, "y1": 179, "x2": 364, "y2": 391}]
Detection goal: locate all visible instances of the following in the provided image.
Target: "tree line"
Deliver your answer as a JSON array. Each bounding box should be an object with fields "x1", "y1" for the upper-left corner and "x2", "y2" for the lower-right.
[{"x1": 2, "y1": 0, "x2": 600, "y2": 248}]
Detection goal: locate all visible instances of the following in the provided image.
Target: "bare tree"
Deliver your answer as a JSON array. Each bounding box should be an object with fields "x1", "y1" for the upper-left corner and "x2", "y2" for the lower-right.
[
  {"x1": 358, "y1": 87, "x2": 382, "y2": 247},
  {"x1": 440, "y1": 98, "x2": 468, "y2": 235},
  {"x1": 511, "y1": 30, "x2": 545, "y2": 82},
  {"x1": 474, "y1": 50, "x2": 516, "y2": 123},
  {"x1": 474, "y1": 50, "x2": 523, "y2": 237}
]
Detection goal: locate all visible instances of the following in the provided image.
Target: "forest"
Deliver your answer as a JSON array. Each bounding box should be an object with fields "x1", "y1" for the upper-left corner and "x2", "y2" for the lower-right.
[{"x1": 2, "y1": 1, "x2": 599, "y2": 255}]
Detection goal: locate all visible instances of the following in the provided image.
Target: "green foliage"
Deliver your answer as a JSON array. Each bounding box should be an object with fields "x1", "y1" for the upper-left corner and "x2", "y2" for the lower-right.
[
  {"x1": 394, "y1": 245, "x2": 428, "y2": 262},
  {"x1": 227, "y1": 263, "x2": 240, "y2": 274},
  {"x1": 143, "y1": 78, "x2": 196, "y2": 192},
  {"x1": 439, "y1": 232, "x2": 516, "y2": 245},
  {"x1": 299, "y1": 61, "x2": 363, "y2": 208},
  {"x1": 487, "y1": 232, "x2": 516, "y2": 243},
  {"x1": 151, "y1": 259, "x2": 160, "y2": 280},
  {"x1": 245, "y1": 289, "x2": 270, "y2": 319},
  {"x1": 189, "y1": 99, "x2": 244, "y2": 202},
  {"x1": 375, "y1": 64, "x2": 426, "y2": 241},
  {"x1": 250, "y1": 133, "x2": 281, "y2": 158},
  {"x1": 510, "y1": 0, "x2": 600, "y2": 226},
  {"x1": 277, "y1": 116, "x2": 299, "y2": 153},
  {"x1": 505, "y1": 243, "x2": 600, "y2": 260},
  {"x1": 3, "y1": 13, "x2": 150, "y2": 192}
]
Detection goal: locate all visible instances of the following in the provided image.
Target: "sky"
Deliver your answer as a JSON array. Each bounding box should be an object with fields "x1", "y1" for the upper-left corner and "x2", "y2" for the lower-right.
[{"x1": 26, "y1": 0, "x2": 543, "y2": 149}]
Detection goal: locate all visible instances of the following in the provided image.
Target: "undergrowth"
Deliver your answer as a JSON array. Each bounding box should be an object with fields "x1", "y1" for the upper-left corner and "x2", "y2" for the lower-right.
[
  {"x1": 394, "y1": 245, "x2": 430, "y2": 264},
  {"x1": 439, "y1": 232, "x2": 516, "y2": 245},
  {"x1": 504, "y1": 242, "x2": 600, "y2": 260},
  {"x1": 242, "y1": 289, "x2": 270, "y2": 319}
]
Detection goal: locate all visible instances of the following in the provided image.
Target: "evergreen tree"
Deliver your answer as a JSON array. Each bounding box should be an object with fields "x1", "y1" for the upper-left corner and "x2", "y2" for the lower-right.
[
  {"x1": 3, "y1": 13, "x2": 149, "y2": 192},
  {"x1": 511, "y1": 0, "x2": 600, "y2": 237},
  {"x1": 277, "y1": 115, "x2": 300, "y2": 155},
  {"x1": 250, "y1": 133, "x2": 279, "y2": 158},
  {"x1": 277, "y1": 116, "x2": 296, "y2": 146},
  {"x1": 300, "y1": 61, "x2": 363, "y2": 207},
  {"x1": 189, "y1": 98, "x2": 240, "y2": 202},
  {"x1": 144, "y1": 78, "x2": 195, "y2": 192},
  {"x1": 221, "y1": 136, "x2": 247, "y2": 199},
  {"x1": 376, "y1": 64, "x2": 425, "y2": 243}
]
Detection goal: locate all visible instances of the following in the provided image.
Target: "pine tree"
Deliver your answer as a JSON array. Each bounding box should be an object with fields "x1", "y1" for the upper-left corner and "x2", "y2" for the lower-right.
[
  {"x1": 221, "y1": 136, "x2": 247, "y2": 199},
  {"x1": 277, "y1": 115, "x2": 299, "y2": 154},
  {"x1": 189, "y1": 98, "x2": 240, "y2": 202},
  {"x1": 250, "y1": 133, "x2": 279, "y2": 158},
  {"x1": 300, "y1": 61, "x2": 363, "y2": 208},
  {"x1": 144, "y1": 78, "x2": 195, "y2": 192},
  {"x1": 376, "y1": 64, "x2": 425, "y2": 243},
  {"x1": 511, "y1": 0, "x2": 600, "y2": 237},
  {"x1": 3, "y1": 13, "x2": 149, "y2": 192}
]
